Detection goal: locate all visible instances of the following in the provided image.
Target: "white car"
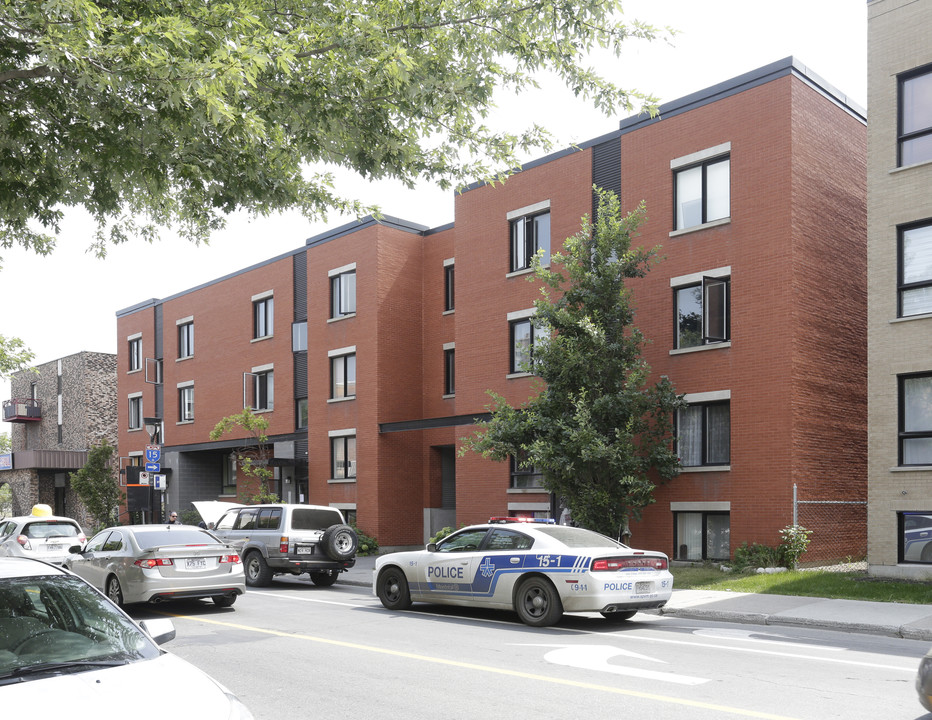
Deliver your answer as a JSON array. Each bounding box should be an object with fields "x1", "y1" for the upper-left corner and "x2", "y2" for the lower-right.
[
  {"x1": 373, "y1": 517, "x2": 673, "y2": 626},
  {"x1": 0, "y1": 556, "x2": 253, "y2": 718},
  {"x1": 0, "y1": 504, "x2": 86, "y2": 565}
]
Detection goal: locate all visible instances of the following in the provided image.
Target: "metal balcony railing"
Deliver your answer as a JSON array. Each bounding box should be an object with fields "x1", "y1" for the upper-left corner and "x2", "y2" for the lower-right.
[{"x1": 2, "y1": 398, "x2": 42, "y2": 422}]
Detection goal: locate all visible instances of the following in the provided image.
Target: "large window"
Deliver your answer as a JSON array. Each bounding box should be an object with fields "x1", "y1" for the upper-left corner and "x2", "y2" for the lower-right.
[
  {"x1": 674, "y1": 512, "x2": 730, "y2": 561},
  {"x1": 900, "y1": 67, "x2": 932, "y2": 167},
  {"x1": 677, "y1": 400, "x2": 730, "y2": 467},
  {"x1": 330, "y1": 352, "x2": 356, "y2": 400},
  {"x1": 245, "y1": 369, "x2": 274, "y2": 411},
  {"x1": 674, "y1": 155, "x2": 730, "y2": 230},
  {"x1": 510, "y1": 454, "x2": 544, "y2": 489},
  {"x1": 510, "y1": 317, "x2": 542, "y2": 374},
  {"x1": 674, "y1": 276, "x2": 730, "y2": 349},
  {"x1": 253, "y1": 295, "x2": 274, "y2": 339},
  {"x1": 899, "y1": 373, "x2": 932, "y2": 465},
  {"x1": 128, "y1": 395, "x2": 142, "y2": 430},
  {"x1": 178, "y1": 320, "x2": 194, "y2": 359},
  {"x1": 900, "y1": 512, "x2": 932, "y2": 563},
  {"x1": 444, "y1": 261, "x2": 455, "y2": 312},
  {"x1": 178, "y1": 385, "x2": 194, "y2": 422},
  {"x1": 899, "y1": 222, "x2": 932, "y2": 317},
  {"x1": 330, "y1": 268, "x2": 356, "y2": 318},
  {"x1": 510, "y1": 211, "x2": 550, "y2": 272},
  {"x1": 331, "y1": 434, "x2": 357, "y2": 480},
  {"x1": 296, "y1": 398, "x2": 308, "y2": 429},
  {"x1": 128, "y1": 337, "x2": 142, "y2": 372},
  {"x1": 221, "y1": 454, "x2": 236, "y2": 495},
  {"x1": 444, "y1": 347, "x2": 455, "y2": 396},
  {"x1": 292, "y1": 321, "x2": 307, "y2": 352}
]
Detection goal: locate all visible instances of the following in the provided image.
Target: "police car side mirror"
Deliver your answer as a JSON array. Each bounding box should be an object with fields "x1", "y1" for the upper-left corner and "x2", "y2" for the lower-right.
[{"x1": 427, "y1": 543, "x2": 438, "y2": 552}]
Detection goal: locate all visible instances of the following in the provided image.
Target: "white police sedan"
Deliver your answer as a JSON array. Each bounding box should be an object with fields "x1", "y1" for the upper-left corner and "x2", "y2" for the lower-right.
[{"x1": 373, "y1": 518, "x2": 673, "y2": 626}]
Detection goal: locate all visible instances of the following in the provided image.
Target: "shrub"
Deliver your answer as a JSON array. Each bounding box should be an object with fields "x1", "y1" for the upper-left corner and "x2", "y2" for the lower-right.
[
  {"x1": 778, "y1": 524, "x2": 812, "y2": 568},
  {"x1": 732, "y1": 541, "x2": 782, "y2": 570},
  {"x1": 429, "y1": 526, "x2": 455, "y2": 544},
  {"x1": 353, "y1": 525, "x2": 379, "y2": 556}
]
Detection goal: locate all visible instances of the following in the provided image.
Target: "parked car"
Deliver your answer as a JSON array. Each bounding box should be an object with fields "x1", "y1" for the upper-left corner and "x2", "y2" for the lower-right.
[
  {"x1": 63, "y1": 524, "x2": 244, "y2": 607},
  {"x1": 0, "y1": 504, "x2": 85, "y2": 565},
  {"x1": 0, "y1": 555, "x2": 252, "y2": 717},
  {"x1": 209, "y1": 503, "x2": 357, "y2": 587},
  {"x1": 903, "y1": 513, "x2": 932, "y2": 562},
  {"x1": 374, "y1": 517, "x2": 673, "y2": 627}
]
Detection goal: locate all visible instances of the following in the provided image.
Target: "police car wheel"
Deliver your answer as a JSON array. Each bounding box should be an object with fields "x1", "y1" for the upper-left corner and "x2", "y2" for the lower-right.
[
  {"x1": 600, "y1": 610, "x2": 637, "y2": 622},
  {"x1": 376, "y1": 567, "x2": 412, "y2": 610},
  {"x1": 514, "y1": 576, "x2": 563, "y2": 627}
]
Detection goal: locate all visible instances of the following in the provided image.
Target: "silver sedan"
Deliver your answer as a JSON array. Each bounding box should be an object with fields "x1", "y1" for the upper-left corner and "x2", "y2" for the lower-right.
[{"x1": 64, "y1": 524, "x2": 245, "y2": 607}]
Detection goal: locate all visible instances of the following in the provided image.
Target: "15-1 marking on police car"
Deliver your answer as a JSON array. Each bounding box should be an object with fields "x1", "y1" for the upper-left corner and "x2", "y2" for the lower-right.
[{"x1": 536, "y1": 554, "x2": 562, "y2": 567}]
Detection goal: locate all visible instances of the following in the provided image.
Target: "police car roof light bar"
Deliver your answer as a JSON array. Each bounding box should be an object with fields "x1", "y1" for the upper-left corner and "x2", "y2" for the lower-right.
[{"x1": 488, "y1": 517, "x2": 556, "y2": 524}]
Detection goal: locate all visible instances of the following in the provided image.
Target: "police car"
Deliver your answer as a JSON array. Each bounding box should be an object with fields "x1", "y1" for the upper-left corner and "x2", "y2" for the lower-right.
[{"x1": 373, "y1": 518, "x2": 673, "y2": 627}]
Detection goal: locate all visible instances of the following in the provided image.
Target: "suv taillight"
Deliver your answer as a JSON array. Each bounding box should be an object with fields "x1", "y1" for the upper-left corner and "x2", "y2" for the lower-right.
[{"x1": 280, "y1": 537, "x2": 289, "y2": 553}]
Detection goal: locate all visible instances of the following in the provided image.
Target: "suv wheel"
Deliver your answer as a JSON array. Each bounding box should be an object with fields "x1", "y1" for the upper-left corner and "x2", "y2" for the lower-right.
[
  {"x1": 320, "y1": 524, "x2": 358, "y2": 562},
  {"x1": 244, "y1": 551, "x2": 273, "y2": 587}
]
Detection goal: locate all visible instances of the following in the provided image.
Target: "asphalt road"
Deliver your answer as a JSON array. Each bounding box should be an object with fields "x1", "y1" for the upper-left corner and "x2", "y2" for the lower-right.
[{"x1": 130, "y1": 576, "x2": 932, "y2": 720}]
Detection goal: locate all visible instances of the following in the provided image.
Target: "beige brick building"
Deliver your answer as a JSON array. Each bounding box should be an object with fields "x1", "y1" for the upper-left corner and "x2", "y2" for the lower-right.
[{"x1": 867, "y1": 0, "x2": 932, "y2": 578}]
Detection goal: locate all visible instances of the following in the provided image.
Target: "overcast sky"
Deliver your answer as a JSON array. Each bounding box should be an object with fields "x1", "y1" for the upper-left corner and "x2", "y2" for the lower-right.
[{"x1": 1, "y1": 0, "x2": 867, "y2": 370}]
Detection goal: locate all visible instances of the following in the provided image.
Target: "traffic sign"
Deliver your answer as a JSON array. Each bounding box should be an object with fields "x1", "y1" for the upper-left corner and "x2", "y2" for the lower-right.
[
  {"x1": 153, "y1": 474, "x2": 167, "y2": 491},
  {"x1": 145, "y1": 445, "x2": 161, "y2": 464},
  {"x1": 145, "y1": 462, "x2": 160, "y2": 472},
  {"x1": 139, "y1": 471, "x2": 150, "y2": 485}
]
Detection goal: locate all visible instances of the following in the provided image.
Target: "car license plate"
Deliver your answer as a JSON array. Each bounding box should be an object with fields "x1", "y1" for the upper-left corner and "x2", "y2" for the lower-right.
[
  {"x1": 185, "y1": 558, "x2": 207, "y2": 570},
  {"x1": 635, "y1": 581, "x2": 651, "y2": 594},
  {"x1": 296, "y1": 545, "x2": 314, "y2": 555},
  {"x1": 44, "y1": 544, "x2": 63, "y2": 552}
]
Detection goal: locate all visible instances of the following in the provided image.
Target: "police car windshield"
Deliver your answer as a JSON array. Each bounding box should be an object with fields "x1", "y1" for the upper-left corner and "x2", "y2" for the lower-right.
[{"x1": 534, "y1": 527, "x2": 623, "y2": 548}]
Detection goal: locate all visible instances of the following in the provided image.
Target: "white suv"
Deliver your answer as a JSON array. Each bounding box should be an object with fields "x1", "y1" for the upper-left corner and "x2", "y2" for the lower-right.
[{"x1": 212, "y1": 504, "x2": 357, "y2": 587}]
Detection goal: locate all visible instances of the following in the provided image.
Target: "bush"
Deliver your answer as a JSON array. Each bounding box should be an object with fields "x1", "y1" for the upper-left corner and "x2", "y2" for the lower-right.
[
  {"x1": 778, "y1": 524, "x2": 812, "y2": 568},
  {"x1": 353, "y1": 525, "x2": 379, "y2": 556},
  {"x1": 429, "y1": 526, "x2": 455, "y2": 544},
  {"x1": 732, "y1": 541, "x2": 783, "y2": 570}
]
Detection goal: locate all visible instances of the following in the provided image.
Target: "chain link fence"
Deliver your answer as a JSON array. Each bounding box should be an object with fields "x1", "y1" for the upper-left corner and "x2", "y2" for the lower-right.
[{"x1": 793, "y1": 484, "x2": 867, "y2": 566}]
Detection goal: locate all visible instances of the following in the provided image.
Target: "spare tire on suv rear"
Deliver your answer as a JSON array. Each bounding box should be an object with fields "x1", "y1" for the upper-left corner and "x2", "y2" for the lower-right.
[{"x1": 321, "y1": 524, "x2": 358, "y2": 561}]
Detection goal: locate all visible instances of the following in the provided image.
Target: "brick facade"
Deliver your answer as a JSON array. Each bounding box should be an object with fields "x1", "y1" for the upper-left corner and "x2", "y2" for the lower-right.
[{"x1": 115, "y1": 58, "x2": 867, "y2": 557}]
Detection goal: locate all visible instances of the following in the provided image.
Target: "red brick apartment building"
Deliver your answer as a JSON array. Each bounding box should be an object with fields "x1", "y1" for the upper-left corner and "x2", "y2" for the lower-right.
[{"x1": 116, "y1": 58, "x2": 867, "y2": 559}]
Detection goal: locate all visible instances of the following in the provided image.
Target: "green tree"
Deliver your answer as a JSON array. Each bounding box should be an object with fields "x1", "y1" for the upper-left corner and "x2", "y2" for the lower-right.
[
  {"x1": 1, "y1": 0, "x2": 665, "y2": 257},
  {"x1": 70, "y1": 438, "x2": 125, "y2": 531},
  {"x1": 0, "y1": 432, "x2": 9, "y2": 453},
  {"x1": 0, "y1": 336, "x2": 34, "y2": 378},
  {"x1": 462, "y1": 189, "x2": 683, "y2": 539},
  {"x1": 209, "y1": 408, "x2": 279, "y2": 504}
]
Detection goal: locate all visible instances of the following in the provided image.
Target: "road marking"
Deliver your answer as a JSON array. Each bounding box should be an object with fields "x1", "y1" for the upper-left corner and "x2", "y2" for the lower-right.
[
  {"x1": 535, "y1": 644, "x2": 709, "y2": 686},
  {"x1": 692, "y1": 628, "x2": 846, "y2": 651},
  {"x1": 162, "y1": 611, "x2": 799, "y2": 719}
]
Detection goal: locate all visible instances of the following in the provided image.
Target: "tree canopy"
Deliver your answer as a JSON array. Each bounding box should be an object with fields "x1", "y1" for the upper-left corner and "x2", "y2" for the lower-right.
[
  {"x1": 70, "y1": 438, "x2": 124, "y2": 531},
  {"x1": 1, "y1": 0, "x2": 666, "y2": 258},
  {"x1": 462, "y1": 189, "x2": 683, "y2": 539}
]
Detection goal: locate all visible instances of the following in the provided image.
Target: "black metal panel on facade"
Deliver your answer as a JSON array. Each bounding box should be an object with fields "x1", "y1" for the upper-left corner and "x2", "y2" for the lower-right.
[
  {"x1": 154, "y1": 303, "x2": 164, "y2": 419},
  {"x1": 294, "y1": 352, "x2": 308, "y2": 396},
  {"x1": 591, "y1": 135, "x2": 621, "y2": 222},
  {"x1": 293, "y1": 251, "x2": 307, "y2": 322}
]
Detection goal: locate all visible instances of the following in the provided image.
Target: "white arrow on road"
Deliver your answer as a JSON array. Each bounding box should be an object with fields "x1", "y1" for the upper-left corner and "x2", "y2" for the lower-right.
[{"x1": 527, "y1": 644, "x2": 710, "y2": 686}]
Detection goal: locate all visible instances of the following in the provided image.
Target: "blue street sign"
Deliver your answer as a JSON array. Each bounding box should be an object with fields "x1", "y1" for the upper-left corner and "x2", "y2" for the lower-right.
[
  {"x1": 145, "y1": 462, "x2": 160, "y2": 472},
  {"x1": 145, "y1": 445, "x2": 161, "y2": 463}
]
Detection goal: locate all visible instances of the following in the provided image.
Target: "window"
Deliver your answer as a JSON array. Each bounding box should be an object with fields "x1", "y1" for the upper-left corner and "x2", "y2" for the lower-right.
[
  {"x1": 331, "y1": 435, "x2": 357, "y2": 480},
  {"x1": 444, "y1": 346, "x2": 455, "y2": 396},
  {"x1": 510, "y1": 318, "x2": 542, "y2": 374},
  {"x1": 178, "y1": 320, "x2": 194, "y2": 359},
  {"x1": 330, "y1": 268, "x2": 356, "y2": 318},
  {"x1": 674, "y1": 512, "x2": 730, "y2": 561},
  {"x1": 674, "y1": 154, "x2": 730, "y2": 230},
  {"x1": 253, "y1": 295, "x2": 274, "y2": 339},
  {"x1": 677, "y1": 400, "x2": 730, "y2": 467},
  {"x1": 330, "y1": 352, "x2": 356, "y2": 399},
  {"x1": 510, "y1": 211, "x2": 550, "y2": 272},
  {"x1": 510, "y1": 454, "x2": 544, "y2": 489},
  {"x1": 178, "y1": 385, "x2": 194, "y2": 422},
  {"x1": 900, "y1": 67, "x2": 932, "y2": 166},
  {"x1": 245, "y1": 368, "x2": 274, "y2": 411},
  {"x1": 296, "y1": 398, "x2": 308, "y2": 429},
  {"x1": 900, "y1": 512, "x2": 932, "y2": 563},
  {"x1": 444, "y1": 261, "x2": 455, "y2": 311},
  {"x1": 128, "y1": 395, "x2": 142, "y2": 430},
  {"x1": 128, "y1": 337, "x2": 142, "y2": 372},
  {"x1": 221, "y1": 454, "x2": 236, "y2": 495},
  {"x1": 899, "y1": 373, "x2": 932, "y2": 465},
  {"x1": 292, "y1": 321, "x2": 307, "y2": 351},
  {"x1": 899, "y1": 222, "x2": 932, "y2": 317},
  {"x1": 674, "y1": 276, "x2": 730, "y2": 349}
]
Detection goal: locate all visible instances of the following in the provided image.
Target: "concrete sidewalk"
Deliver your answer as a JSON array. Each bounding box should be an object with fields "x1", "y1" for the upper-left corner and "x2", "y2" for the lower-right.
[{"x1": 341, "y1": 554, "x2": 932, "y2": 641}]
